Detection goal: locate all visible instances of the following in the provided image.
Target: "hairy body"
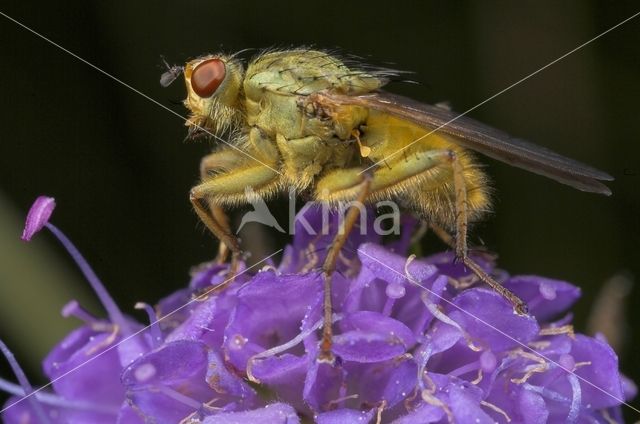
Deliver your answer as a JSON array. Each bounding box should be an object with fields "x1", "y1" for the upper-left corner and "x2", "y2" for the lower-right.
[{"x1": 185, "y1": 49, "x2": 489, "y2": 228}]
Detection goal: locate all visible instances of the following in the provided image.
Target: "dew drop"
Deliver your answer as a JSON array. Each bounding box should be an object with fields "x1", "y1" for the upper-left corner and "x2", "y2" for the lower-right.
[
  {"x1": 480, "y1": 350, "x2": 497, "y2": 372},
  {"x1": 539, "y1": 281, "x2": 557, "y2": 300},
  {"x1": 229, "y1": 334, "x2": 247, "y2": 350},
  {"x1": 134, "y1": 363, "x2": 156, "y2": 382},
  {"x1": 559, "y1": 353, "x2": 575, "y2": 371},
  {"x1": 386, "y1": 282, "x2": 406, "y2": 299}
]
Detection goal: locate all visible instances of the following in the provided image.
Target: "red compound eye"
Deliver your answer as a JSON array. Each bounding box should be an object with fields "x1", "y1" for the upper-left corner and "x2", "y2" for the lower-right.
[{"x1": 191, "y1": 58, "x2": 226, "y2": 98}]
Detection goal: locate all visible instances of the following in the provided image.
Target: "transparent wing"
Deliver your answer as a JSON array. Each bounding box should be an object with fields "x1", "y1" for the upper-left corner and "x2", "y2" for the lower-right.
[{"x1": 314, "y1": 90, "x2": 613, "y2": 195}]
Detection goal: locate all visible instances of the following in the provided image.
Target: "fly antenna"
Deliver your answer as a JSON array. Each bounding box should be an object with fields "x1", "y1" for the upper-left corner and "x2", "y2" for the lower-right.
[{"x1": 159, "y1": 56, "x2": 184, "y2": 88}]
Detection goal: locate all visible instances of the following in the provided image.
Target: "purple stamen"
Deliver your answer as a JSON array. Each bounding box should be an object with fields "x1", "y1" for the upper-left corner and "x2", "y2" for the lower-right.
[
  {"x1": 0, "y1": 339, "x2": 50, "y2": 423},
  {"x1": 61, "y1": 300, "x2": 99, "y2": 324},
  {"x1": 21, "y1": 196, "x2": 55, "y2": 241},
  {"x1": 135, "y1": 302, "x2": 163, "y2": 348},
  {"x1": 20, "y1": 196, "x2": 131, "y2": 336},
  {"x1": 0, "y1": 378, "x2": 119, "y2": 415},
  {"x1": 44, "y1": 223, "x2": 131, "y2": 336}
]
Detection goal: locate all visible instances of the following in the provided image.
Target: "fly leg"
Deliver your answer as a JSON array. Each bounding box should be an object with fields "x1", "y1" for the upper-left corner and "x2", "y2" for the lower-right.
[
  {"x1": 191, "y1": 149, "x2": 281, "y2": 279},
  {"x1": 368, "y1": 147, "x2": 526, "y2": 315},
  {"x1": 443, "y1": 150, "x2": 528, "y2": 315},
  {"x1": 190, "y1": 194, "x2": 242, "y2": 276},
  {"x1": 313, "y1": 149, "x2": 470, "y2": 360},
  {"x1": 199, "y1": 150, "x2": 239, "y2": 264},
  {"x1": 318, "y1": 174, "x2": 372, "y2": 362}
]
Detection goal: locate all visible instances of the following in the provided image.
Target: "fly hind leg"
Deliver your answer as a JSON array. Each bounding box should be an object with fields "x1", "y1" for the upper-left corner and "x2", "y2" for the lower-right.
[
  {"x1": 441, "y1": 150, "x2": 528, "y2": 315},
  {"x1": 368, "y1": 148, "x2": 528, "y2": 315}
]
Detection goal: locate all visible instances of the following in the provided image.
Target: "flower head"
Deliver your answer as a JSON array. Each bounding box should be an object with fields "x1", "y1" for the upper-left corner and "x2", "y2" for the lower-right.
[{"x1": 1, "y1": 199, "x2": 636, "y2": 423}]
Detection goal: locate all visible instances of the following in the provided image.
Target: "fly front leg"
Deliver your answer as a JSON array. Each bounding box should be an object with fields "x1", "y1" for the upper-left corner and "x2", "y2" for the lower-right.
[
  {"x1": 313, "y1": 150, "x2": 459, "y2": 361},
  {"x1": 190, "y1": 193, "x2": 241, "y2": 274},
  {"x1": 199, "y1": 150, "x2": 245, "y2": 263},
  {"x1": 191, "y1": 152, "x2": 281, "y2": 278}
]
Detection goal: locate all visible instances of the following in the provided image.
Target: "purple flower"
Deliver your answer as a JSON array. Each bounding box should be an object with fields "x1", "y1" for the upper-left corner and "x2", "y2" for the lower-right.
[{"x1": 1, "y1": 197, "x2": 636, "y2": 423}]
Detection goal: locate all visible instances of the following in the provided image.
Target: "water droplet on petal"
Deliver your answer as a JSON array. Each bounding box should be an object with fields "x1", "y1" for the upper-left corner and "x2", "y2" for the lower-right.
[
  {"x1": 480, "y1": 350, "x2": 497, "y2": 372},
  {"x1": 559, "y1": 353, "x2": 575, "y2": 371},
  {"x1": 134, "y1": 363, "x2": 156, "y2": 382},
  {"x1": 229, "y1": 334, "x2": 247, "y2": 350},
  {"x1": 386, "y1": 282, "x2": 406, "y2": 299},
  {"x1": 539, "y1": 281, "x2": 557, "y2": 300}
]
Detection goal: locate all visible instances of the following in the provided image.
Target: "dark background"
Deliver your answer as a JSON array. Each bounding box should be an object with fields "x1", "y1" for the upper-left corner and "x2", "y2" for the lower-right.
[{"x1": 1, "y1": 1, "x2": 638, "y2": 420}]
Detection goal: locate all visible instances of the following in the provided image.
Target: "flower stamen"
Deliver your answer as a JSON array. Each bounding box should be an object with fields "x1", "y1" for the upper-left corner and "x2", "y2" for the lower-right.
[
  {"x1": 375, "y1": 399, "x2": 387, "y2": 424},
  {"x1": 85, "y1": 324, "x2": 120, "y2": 356},
  {"x1": 0, "y1": 339, "x2": 50, "y2": 424},
  {"x1": 471, "y1": 368, "x2": 483, "y2": 385},
  {"x1": 246, "y1": 315, "x2": 340, "y2": 383},
  {"x1": 539, "y1": 324, "x2": 575, "y2": 338},
  {"x1": 421, "y1": 388, "x2": 453, "y2": 423},
  {"x1": 135, "y1": 302, "x2": 164, "y2": 349},
  {"x1": 480, "y1": 399, "x2": 511, "y2": 422},
  {"x1": 425, "y1": 302, "x2": 483, "y2": 351}
]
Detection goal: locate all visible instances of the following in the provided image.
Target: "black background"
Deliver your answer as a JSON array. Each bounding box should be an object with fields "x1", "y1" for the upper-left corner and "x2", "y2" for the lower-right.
[{"x1": 1, "y1": 1, "x2": 639, "y2": 420}]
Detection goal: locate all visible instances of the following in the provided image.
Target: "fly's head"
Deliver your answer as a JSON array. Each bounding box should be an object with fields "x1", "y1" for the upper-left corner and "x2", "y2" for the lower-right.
[{"x1": 181, "y1": 54, "x2": 245, "y2": 139}]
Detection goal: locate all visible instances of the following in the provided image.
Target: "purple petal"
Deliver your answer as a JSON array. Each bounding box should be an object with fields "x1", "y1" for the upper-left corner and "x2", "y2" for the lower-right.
[
  {"x1": 333, "y1": 311, "x2": 416, "y2": 362},
  {"x1": 316, "y1": 407, "x2": 376, "y2": 424},
  {"x1": 122, "y1": 340, "x2": 216, "y2": 422},
  {"x1": 621, "y1": 374, "x2": 638, "y2": 401},
  {"x1": 447, "y1": 381, "x2": 495, "y2": 424},
  {"x1": 503, "y1": 276, "x2": 581, "y2": 321},
  {"x1": 116, "y1": 401, "x2": 145, "y2": 423},
  {"x1": 165, "y1": 288, "x2": 237, "y2": 349},
  {"x1": 357, "y1": 244, "x2": 438, "y2": 286},
  {"x1": 345, "y1": 355, "x2": 417, "y2": 409},
  {"x1": 206, "y1": 350, "x2": 257, "y2": 405},
  {"x1": 449, "y1": 288, "x2": 539, "y2": 351},
  {"x1": 250, "y1": 353, "x2": 309, "y2": 411},
  {"x1": 224, "y1": 271, "x2": 321, "y2": 370},
  {"x1": 201, "y1": 403, "x2": 300, "y2": 424},
  {"x1": 566, "y1": 334, "x2": 625, "y2": 409},
  {"x1": 43, "y1": 325, "x2": 127, "y2": 407},
  {"x1": 189, "y1": 262, "x2": 235, "y2": 290},
  {"x1": 155, "y1": 287, "x2": 193, "y2": 330},
  {"x1": 518, "y1": 390, "x2": 549, "y2": 424},
  {"x1": 390, "y1": 403, "x2": 445, "y2": 423},
  {"x1": 303, "y1": 361, "x2": 344, "y2": 412},
  {"x1": 21, "y1": 195, "x2": 55, "y2": 241}
]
